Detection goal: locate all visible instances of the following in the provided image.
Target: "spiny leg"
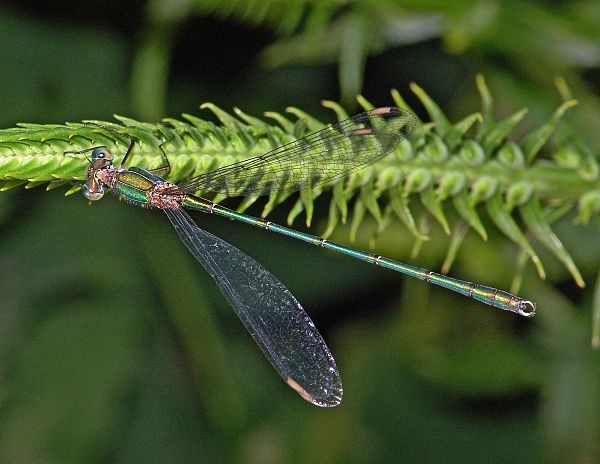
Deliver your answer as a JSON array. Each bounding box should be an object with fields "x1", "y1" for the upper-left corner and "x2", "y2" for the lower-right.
[
  {"x1": 63, "y1": 146, "x2": 96, "y2": 160},
  {"x1": 82, "y1": 121, "x2": 175, "y2": 178},
  {"x1": 148, "y1": 137, "x2": 172, "y2": 178},
  {"x1": 148, "y1": 122, "x2": 180, "y2": 178},
  {"x1": 83, "y1": 122, "x2": 136, "y2": 167}
]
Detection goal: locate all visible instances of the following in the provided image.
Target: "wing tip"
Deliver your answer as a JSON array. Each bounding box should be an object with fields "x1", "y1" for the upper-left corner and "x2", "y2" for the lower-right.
[
  {"x1": 370, "y1": 106, "x2": 394, "y2": 116},
  {"x1": 286, "y1": 376, "x2": 343, "y2": 408},
  {"x1": 370, "y1": 107, "x2": 417, "y2": 130}
]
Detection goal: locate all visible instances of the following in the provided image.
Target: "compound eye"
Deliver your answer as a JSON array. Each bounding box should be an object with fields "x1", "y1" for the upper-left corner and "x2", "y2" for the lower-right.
[{"x1": 91, "y1": 147, "x2": 113, "y2": 161}]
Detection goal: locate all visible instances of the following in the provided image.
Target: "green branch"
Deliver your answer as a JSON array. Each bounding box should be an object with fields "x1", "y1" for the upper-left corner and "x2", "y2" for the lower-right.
[{"x1": 1, "y1": 77, "x2": 599, "y2": 293}]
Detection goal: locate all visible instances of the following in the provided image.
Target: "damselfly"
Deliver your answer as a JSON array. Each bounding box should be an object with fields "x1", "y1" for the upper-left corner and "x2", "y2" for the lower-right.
[{"x1": 72, "y1": 107, "x2": 535, "y2": 407}]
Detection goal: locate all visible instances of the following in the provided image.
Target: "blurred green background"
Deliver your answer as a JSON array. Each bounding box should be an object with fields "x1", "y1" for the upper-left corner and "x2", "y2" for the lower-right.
[{"x1": 1, "y1": 1, "x2": 599, "y2": 463}]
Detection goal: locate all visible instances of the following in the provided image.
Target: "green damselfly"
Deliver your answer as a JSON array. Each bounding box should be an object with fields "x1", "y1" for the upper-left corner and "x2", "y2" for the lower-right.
[{"x1": 74, "y1": 107, "x2": 535, "y2": 407}]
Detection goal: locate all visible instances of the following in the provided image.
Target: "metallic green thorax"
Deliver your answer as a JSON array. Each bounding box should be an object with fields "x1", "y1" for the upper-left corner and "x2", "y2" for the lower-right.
[
  {"x1": 113, "y1": 167, "x2": 162, "y2": 206},
  {"x1": 112, "y1": 169, "x2": 214, "y2": 212}
]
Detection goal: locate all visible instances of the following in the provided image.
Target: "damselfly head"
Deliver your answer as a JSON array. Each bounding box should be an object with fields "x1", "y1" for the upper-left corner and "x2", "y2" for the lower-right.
[
  {"x1": 90, "y1": 147, "x2": 114, "y2": 167},
  {"x1": 81, "y1": 147, "x2": 113, "y2": 200}
]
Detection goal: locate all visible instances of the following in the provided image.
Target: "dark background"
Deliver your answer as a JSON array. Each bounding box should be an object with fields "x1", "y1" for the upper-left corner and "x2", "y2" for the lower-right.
[{"x1": 0, "y1": 1, "x2": 599, "y2": 463}]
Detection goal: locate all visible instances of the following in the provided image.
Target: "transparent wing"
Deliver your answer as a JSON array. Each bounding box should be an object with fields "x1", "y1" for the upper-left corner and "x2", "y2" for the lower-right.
[
  {"x1": 164, "y1": 206, "x2": 342, "y2": 407},
  {"x1": 178, "y1": 106, "x2": 416, "y2": 196}
]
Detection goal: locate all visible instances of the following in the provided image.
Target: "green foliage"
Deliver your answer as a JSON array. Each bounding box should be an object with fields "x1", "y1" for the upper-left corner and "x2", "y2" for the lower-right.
[
  {"x1": 154, "y1": 0, "x2": 600, "y2": 112},
  {"x1": 3, "y1": 2, "x2": 600, "y2": 463}
]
